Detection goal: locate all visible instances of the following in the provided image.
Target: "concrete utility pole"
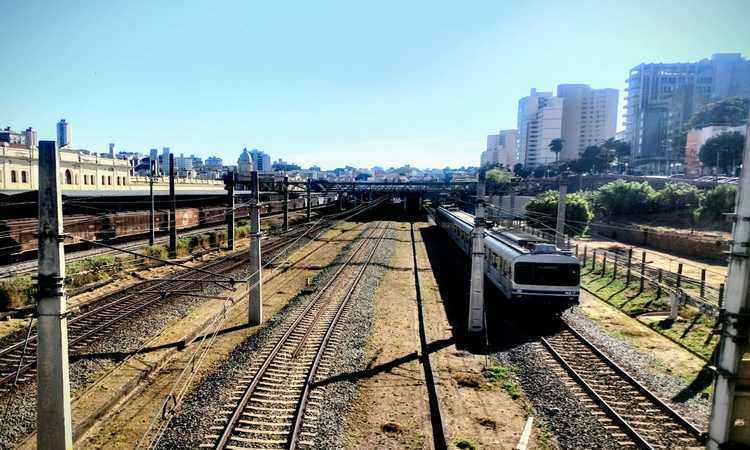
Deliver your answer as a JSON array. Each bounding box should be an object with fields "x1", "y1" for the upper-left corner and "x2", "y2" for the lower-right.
[
  {"x1": 306, "y1": 178, "x2": 312, "y2": 222},
  {"x1": 248, "y1": 171, "x2": 263, "y2": 325},
  {"x1": 555, "y1": 174, "x2": 568, "y2": 249},
  {"x1": 708, "y1": 114, "x2": 750, "y2": 448},
  {"x1": 36, "y1": 140, "x2": 73, "y2": 449},
  {"x1": 226, "y1": 170, "x2": 235, "y2": 251},
  {"x1": 468, "y1": 178, "x2": 486, "y2": 335},
  {"x1": 168, "y1": 153, "x2": 177, "y2": 259},
  {"x1": 282, "y1": 175, "x2": 289, "y2": 231},
  {"x1": 149, "y1": 158, "x2": 156, "y2": 246}
]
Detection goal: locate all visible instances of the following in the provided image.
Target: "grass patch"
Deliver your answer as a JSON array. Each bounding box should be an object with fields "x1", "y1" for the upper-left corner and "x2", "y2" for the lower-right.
[
  {"x1": 580, "y1": 260, "x2": 718, "y2": 361},
  {"x1": 482, "y1": 364, "x2": 521, "y2": 399},
  {"x1": 454, "y1": 437, "x2": 478, "y2": 450}
]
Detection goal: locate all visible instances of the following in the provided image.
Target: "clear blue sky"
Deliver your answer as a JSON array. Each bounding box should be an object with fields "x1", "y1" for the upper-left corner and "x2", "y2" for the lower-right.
[{"x1": 2, "y1": 0, "x2": 748, "y2": 169}]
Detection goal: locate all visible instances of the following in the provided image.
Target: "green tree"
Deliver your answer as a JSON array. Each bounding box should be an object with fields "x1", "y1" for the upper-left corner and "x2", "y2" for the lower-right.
[
  {"x1": 602, "y1": 138, "x2": 631, "y2": 173},
  {"x1": 549, "y1": 138, "x2": 564, "y2": 164},
  {"x1": 594, "y1": 180, "x2": 657, "y2": 216},
  {"x1": 579, "y1": 145, "x2": 614, "y2": 173},
  {"x1": 513, "y1": 163, "x2": 531, "y2": 178},
  {"x1": 525, "y1": 190, "x2": 594, "y2": 235},
  {"x1": 699, "y1": 132, "x2": 745, "y2": 173},
  {"x1": 485, "y1": 167, "x2": 514, "y2": 194},
  {"x1": 696, "y1": 184, "x2": 737, "y2": 221},
  {"x1": 686, "y1": 97, "x2": 750, "y2": 129},
  {"x1": 653, "y1": 182, "x2": 701, "y2": 211}
]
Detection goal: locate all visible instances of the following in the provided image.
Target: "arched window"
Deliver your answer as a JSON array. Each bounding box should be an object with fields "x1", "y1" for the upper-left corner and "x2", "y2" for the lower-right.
[
  {"x1": 116, "y1": 176, "x2": 121, "y2": 185},
  {"x1": 83, "y1": 175, "x2": 88, "y2": 185},
  {"x1": 10, "y1": 170, "x2": 17, "y2": 183},
  {"x1": 21, "y1": 171, "x2": 27, "y2": 183},
  {"x1": 102, "y1": 175, "x2": 106, "y2": 185},
  {"x1": 108, "y1": 176, "x2": 112, "y2": 185},
  {"x1": 65, "y1": 169, "x2": 72, "y2": 185}
]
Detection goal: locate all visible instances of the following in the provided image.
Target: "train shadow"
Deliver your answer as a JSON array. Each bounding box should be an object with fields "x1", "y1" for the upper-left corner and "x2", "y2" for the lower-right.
[{"x1": 419, "y1": 219, "x2": 563, "y2": 355}]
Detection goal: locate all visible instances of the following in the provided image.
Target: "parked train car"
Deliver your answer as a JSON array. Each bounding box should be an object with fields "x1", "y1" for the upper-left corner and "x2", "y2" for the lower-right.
[{"x1": 435, "y1": 206, "x2": 580, "y2": 313}]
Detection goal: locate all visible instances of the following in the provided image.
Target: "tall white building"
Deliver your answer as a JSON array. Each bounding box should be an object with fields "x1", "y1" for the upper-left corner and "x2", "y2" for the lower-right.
[
  {"x1": 481, "y1": 129, "x2": 519, "y2": 168},
  {"x1": 249, "y1": 148, "x2": 272, "y2": 172},
  {"x1": 556, "y1": 84, "x2": 618, "y2": 160},
  {"x1": 517, "y1": 89, "x2": 563, "y2": 167}
]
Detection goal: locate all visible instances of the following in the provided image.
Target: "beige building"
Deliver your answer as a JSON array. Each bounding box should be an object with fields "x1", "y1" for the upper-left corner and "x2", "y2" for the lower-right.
[
  {"x1": 556, "y1": 84, "x2": 618, "y2": 160},
  {"x1": 481, "y1": 129, "x2": 519, "y2": 168},
  {"x1": 684, "y1": 125, "x2": 746, "y2": 176},
  {"x1": 517, "y1": 89, "x2": 564, "y2": 167},
  {"x1": 1, "y1": 143, "x2": 224, "y2": 193}
]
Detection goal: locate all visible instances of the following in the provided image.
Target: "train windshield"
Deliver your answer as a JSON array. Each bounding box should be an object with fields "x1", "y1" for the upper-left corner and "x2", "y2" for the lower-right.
[{"x1": 514, "y1": 262, "x2": 580, "y2": 286}]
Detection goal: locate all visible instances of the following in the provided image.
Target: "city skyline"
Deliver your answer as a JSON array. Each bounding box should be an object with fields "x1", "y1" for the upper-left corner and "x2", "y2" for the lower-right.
[{"x1": 2, "y1": 0, "x2": 748, "y2": 168}]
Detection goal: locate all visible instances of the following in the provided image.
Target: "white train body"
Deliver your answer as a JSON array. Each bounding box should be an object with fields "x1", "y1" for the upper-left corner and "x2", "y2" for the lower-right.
[{"x1": 435, "y1": 206, "x2": 579, "y2": 312}]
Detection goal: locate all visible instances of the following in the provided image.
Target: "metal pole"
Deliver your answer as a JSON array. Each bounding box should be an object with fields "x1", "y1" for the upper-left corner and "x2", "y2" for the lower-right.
[
  {"x1": 676, "y1": 263, "x2": 683, "y2": 289},
  {"x1": 640, "y1": 251, "x2": 646, "y2": 291},
  {"x1": 282, "y1": 175, "x2": 289, "y2": 231},
  {"x1": 226, "y1": 170, "x2": 235, "y2": 251},
  {"x1": 36, "y1": 140, "x2": 73, "y2": 449},
  {"x1": 248, "y1": 171, "x2": 263, "y2": 325},
  {"x1": 626, "y1": 248, "x2": 633, "y2": 284},
  {"x1": 149, "y1": 159, "x2": 155, "y2": 246},
  {"x1": 306, "y1": 178, "x2": 312, "y2": 222},
  {"x1": 168, "y1": 153, "x2": 177, "y2": 259},
  {"x1": 700, "y1": 269, "x2": 706, "y2": 298},
  {"x1": 468, "y1": 178, "x2": 486, "y2": 335},
  {"x1": 708, "y1": 113, "x2": 750, "y2": 448},
  {"x1": 555, "y1": 174, "x2": 567, "y2": 249}
]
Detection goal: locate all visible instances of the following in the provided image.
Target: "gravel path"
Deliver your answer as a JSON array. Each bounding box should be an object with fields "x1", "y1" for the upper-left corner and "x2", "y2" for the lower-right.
[
  {"x1": 564, "y1": 306, "x2": 711, "y2": 430},
  {"x1": 0, "y1": 236, "x2": 313, "y2": 449},
  {"x1": 156, "y1": 224, "x2": 393, "y2": 449}
]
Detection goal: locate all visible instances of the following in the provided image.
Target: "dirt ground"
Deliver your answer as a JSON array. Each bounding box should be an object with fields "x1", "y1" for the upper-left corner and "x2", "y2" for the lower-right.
[
  {"x1": 38, "y1": 220, "x2": 368, "y2": 449},
  {"x1": 343, "y1": 221, "x2": 539, "y2": 449}
]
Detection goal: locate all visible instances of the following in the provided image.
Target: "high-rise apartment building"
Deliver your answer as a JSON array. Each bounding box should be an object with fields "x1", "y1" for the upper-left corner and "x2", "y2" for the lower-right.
[
  {"x1": 625, "y1": 53, "x2": 750, "y2": 171},
  {"x1": 481, "y1": 130, "x2": 519, "y2": 167},
  {"x1": 556, "y1": 84, "x2": 618, "y2": 160},
  {"x1": 517, "y1": 89, "x2": 563, "y2": 167},
  {"x1": 56, "y1": 119, "x2": 71, "y2": 148},
  {"x1": 249, "y1": 148, "x2": 272, "y2": 172}
]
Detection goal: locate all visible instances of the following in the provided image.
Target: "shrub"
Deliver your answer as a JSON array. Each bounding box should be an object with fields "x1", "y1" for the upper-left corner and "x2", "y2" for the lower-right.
[
  {"x1": 145, "y1": 244, "x2": 168, "y2": 265},
  {"x1": 67, "y1": 254, "x2": 119, "y2": 288},
  {"x1": 653, "y1": 182, "x2": 702, "y2": 212},
  {"x1": 0, "y1": 275, "x2": 34, "y2": 310},
  {"x1": 696, "y1": 184, "x2": 737, "y2": 221},
  {"x1": 525, "y1": 190, "x2": 594, "y2": 235},
  {"x1": 176, "y1": 237, "x2": 190, "y2": 257},
  {"x1": 594, "y1": 180, "x2": 656, "y2": 216},
  {"x1": 236, "y1": 225, "x2": 250, "y2": 239}
]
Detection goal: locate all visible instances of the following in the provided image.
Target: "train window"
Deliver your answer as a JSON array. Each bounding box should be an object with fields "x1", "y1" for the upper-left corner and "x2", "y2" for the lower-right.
[{"x1": 514, "y1": 262, "x2": 579, "y2": 286}]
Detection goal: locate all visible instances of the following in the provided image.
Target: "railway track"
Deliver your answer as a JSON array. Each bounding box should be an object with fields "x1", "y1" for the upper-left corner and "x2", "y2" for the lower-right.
[
  {"x1": 203, "y1": 221, "x2": 388, "y2": 450},
  {"x1": 0, "y1": 199, "x2": 383, "y2": 392},
  {"x1": 539, "y1": 321, "x2": 706, "y2": 449}
]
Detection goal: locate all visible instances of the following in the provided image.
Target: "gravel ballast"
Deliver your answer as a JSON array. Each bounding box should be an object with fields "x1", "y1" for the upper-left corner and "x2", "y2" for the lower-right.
[{"x1": 156, "y1": 223, "x2": 393, "y2": 449}]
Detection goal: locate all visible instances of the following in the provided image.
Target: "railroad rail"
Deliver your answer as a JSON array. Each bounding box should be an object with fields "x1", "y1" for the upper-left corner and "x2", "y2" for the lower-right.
[
  {"x1": 0, "y1": 199, "x2": 384, "y2": 392},
  {"x1": 204, "y1": 221, "x2": 388, "y2": 450},
  {"x1": 539, "y1": 321, "x2": 706, "y2": 449}
]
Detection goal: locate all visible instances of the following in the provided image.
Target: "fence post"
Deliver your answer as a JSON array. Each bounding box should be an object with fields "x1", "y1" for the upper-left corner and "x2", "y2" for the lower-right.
[
  {"x1": 592, "y1": 249, "x2": 597, "y2": 271},
  {"x1": 670, "y1": 292, "x2": 680, "y2": 320},
  {"x1": 677, "y1": 263, "x2": 683, "y2": 289},
  {"x1": 583, "y1": 246, "x2": 588, "y2": 267},
  {"x1": 640, "y1": 251, "x2": 646, "y2": 292},
  {"x1": 613, "y1": 258, "x2": 618, "y2": 280},
  {"x1": 626, "y1": 248, "x2": 633, "y2": 285},
  {"x1": 657, "y1": 268, "x2": 663, "y2": 297},
  {"x1": 602, "y1": 253, "x2": 607, "y2": 275},
  {"x1": 700, "y1": 269, "x2": 706, "y2": 298}
]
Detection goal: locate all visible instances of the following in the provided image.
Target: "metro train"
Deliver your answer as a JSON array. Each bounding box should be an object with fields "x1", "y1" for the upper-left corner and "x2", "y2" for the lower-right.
[{"x1": 434, "y1": 206, "x2": 580, "y2": 313}]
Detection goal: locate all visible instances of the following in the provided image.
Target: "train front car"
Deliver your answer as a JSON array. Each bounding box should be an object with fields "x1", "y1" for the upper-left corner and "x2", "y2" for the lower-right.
[
  {"x1": 509, "y1": 252, "x2": 580, "y2": 312},
  {"x1": 484, "y1": 229, "x2": 580, "y2": 315}
]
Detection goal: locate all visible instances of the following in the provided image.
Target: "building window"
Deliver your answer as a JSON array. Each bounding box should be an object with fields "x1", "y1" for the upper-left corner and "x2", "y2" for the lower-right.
[
  {"x1": 108, "y1": 176, "x2": 112, "y2": 185},
  {"x1": 84, "y1": 175, "x2": 88, "y2": 185},
  {"x1": 21, "y1": 171, "x2": 27, "y2": 183},
  {"x1": 102, "y1": 175, "x2": 106, "y2": 185},
  {"x1": 11, "y1": 170, "x2": 17, "y2": 183},
  {"x1": 65, "y1": 169, "x2": 72, "y2": 185}
]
